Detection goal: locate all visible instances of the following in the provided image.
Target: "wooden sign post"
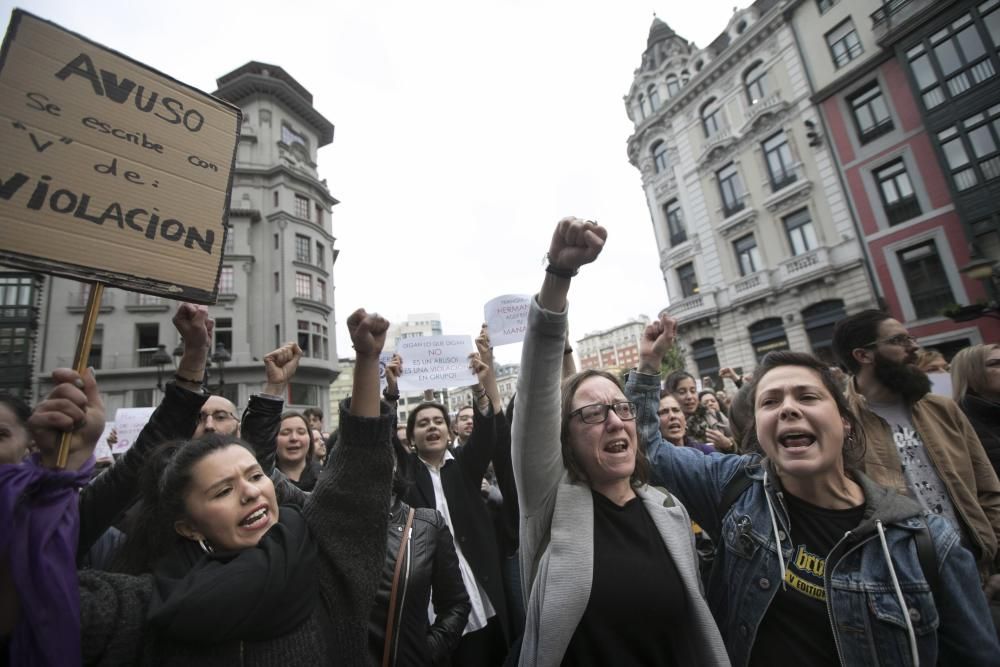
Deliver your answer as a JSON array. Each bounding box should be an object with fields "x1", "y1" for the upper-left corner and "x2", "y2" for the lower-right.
[{"x1": 0, "y1": 10, "x2": 242, "y2": 465}]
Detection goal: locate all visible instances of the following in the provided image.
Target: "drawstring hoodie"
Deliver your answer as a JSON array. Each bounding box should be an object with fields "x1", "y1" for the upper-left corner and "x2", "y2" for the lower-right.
[
  {"x1": 876, "y1": 519, "x2": 920, "y2": 667},
  {"x1": 762, "y1": 470, "x2": 788, "y2": 591}
]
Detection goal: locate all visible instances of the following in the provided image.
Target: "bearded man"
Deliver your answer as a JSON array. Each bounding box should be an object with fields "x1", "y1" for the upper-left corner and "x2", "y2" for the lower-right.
[{"x1": 833, "y1": 310, "x2": 1000, "y2": 584}]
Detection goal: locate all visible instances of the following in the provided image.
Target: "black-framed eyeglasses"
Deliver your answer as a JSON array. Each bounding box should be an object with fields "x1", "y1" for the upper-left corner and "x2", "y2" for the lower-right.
[
  {"x1": 197, "y1": 410, "x2": 237, "y2": 424},
  {"x1": 862, "y1": 333, "x2": 918, "y2": 348},
  {"x1": 570, "y1": 401, "x2": 637, "y2": 424}
]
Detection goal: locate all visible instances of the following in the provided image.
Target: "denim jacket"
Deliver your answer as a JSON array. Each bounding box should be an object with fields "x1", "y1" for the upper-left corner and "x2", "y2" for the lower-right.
[{"x1": 626, "y1": 370, "x2": 999, "y2": 667}]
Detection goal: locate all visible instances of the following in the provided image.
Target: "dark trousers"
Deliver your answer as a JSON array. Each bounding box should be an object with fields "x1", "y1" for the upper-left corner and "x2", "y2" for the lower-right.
[{"x1": 452, "y1": 616, "x2": 505, "y2": 667}]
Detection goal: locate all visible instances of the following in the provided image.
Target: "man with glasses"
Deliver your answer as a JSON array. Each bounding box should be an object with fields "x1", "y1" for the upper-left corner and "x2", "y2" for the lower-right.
[{"x1": 832, "y1": 310, "x2": 1000, "y2": 588}]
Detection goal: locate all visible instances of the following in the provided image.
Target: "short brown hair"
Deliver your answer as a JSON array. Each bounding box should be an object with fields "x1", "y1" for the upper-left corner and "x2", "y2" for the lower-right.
[
  {"x1": 742, "y1": 351, "x2": 866, "y2": 469},
  {"x1": 560, "y1": 369, "x2": 650, "y2": 488},
  {"x1": 406, "y1": 402, "x2": 451, "y2": 444}
]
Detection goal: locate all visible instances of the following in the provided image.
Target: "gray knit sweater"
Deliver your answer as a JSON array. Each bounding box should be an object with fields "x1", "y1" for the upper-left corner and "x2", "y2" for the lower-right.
[{"x1": 78, "y1": 401, "x2": 394, "y2": 666}]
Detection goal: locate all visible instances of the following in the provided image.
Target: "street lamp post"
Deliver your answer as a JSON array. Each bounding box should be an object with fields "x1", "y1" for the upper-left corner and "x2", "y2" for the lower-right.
[
  {"x1": 211, "y1": 342, "x2": 231, "y2": 391},
  {"x1": 151, "y1": 344, "x2": 174, "y2": 391}
]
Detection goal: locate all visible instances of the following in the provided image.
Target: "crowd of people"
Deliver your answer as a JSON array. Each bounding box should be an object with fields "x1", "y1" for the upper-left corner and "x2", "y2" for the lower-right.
[{"x1": 2, "y1": 216, "x2": 1000, "y2": 666}]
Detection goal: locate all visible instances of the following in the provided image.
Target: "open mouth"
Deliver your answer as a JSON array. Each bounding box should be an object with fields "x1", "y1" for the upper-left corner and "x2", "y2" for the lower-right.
[
  {"x1": 778, "y1": 432, "x2": 816, "y2": 449},
  {"x1": 604, "y1": 439, "x2": 629, "y2": 454},
  {"x1": 239, "y1": 505, "x2": 270, "y2": 529}
]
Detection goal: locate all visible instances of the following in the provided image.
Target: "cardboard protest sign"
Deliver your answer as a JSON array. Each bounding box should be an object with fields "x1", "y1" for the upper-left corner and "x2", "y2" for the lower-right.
[
  {"x1": 110, "y1": 407, "x2": 155, "y2": 454},
  {"x1": 484, "y1": 294, "x2": 530, "y2": 346},
  {"x1": 396, "y1": 335, "x2": 475, "y2": 392},
  {"x1": 0, "y1": 10, "x2": 241, "y2": 303}
]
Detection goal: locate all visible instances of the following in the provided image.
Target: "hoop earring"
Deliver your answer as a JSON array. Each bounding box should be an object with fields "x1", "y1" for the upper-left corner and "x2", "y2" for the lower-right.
[{"x1": 198, "y1": 539, "x2": 213, "y2": 554}]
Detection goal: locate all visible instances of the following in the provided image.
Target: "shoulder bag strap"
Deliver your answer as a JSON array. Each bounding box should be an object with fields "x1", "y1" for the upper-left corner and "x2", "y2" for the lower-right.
[{"x1": 383, "y1": 507, "x2": 416, "y2": 667}]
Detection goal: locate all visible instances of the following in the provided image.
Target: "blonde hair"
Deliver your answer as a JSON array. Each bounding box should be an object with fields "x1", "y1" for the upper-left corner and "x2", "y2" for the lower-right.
[{"x1": 950, "y1": 344, "x2": 1000, "y2": 402}]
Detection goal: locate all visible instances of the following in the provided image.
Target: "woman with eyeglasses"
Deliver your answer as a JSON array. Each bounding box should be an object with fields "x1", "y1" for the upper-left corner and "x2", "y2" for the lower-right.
[{"x1": 511, "y1": 217, "x2": 728, "y2": 666}]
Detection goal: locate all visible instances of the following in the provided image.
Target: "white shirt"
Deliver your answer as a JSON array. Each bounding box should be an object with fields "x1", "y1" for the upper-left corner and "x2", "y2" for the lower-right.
[{"x1": 420, "y1": 449, "x2": 496, "y2": 634}]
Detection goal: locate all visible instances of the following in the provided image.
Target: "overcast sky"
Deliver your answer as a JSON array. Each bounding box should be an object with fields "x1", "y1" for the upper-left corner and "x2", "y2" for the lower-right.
[{"x1": 2, "y1": 0, "x2": 742, "y2": 364}]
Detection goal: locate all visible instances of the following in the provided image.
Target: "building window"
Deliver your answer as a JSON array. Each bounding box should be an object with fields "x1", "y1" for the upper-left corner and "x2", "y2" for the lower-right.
[
  {"x1": 784, "y1": 208, "x2": 818, "y2": 256},
  {"x1": 215, "y1": 317, "x2": 232, "y2": 355},
  {"x1": 744, "y1": 61, "x2": 768, "y2": 104},
  {"x1": 908, "y1": 10, "x2": 997, "y2": 110},
  {"x1": 937, "y1": 106, "x2": 1000, "y2": 191},
  {"x1": 733, "y1": 234, "x2": 762, "y2": 276},
  {"x1": 666, "y1": 75, "x2": 680, "y2": 97},
  {"x1": 0, "y1": 275, "x2": 35, "y2": 319},
  {"x1": 273, "y1": 233, "x2": 279, "y2": 250},
  {"x1": 295, "y1": 194, "x2": 310, "y2": 220},
  {"x1": 664, "y1": 199, "x2": 687, "y2": 246},
  {"x1": 750, "y1": 318, "x2": 790, "y2": 362},
  {"x1": 297, "y1": 320, "x2": 329, "y2": 360},
  {"x1": 295, "y1": 272, "x2": 312, "y2": 299},
  {"x1": 648, "y1": 85, "x2": 661, "y2": 111},
  {"x1": 802, "y1": 300, "x2": 847, "y2": 363},
  {"x1": 316, "y1": 242, "x2": 325, "y2": 267},
  {"x1": 135, "y1": 323, "x2": 159, "y2": 367},
  {"x1": 971, "y1": 216, "x2": 1000, "y2": 265},
  {"x1": 273, "y1": 271, "x2": 280, "y2": 292},
  {"x1": 762, "y1": 132, "x2": 797, "y2": 191},
  {"x1": 295, "y1": 234, "x2": 311, "y2": 263},
  {"x1": 216, "y1": 266, "x2": 233, "y2": 294},
  {"x1": 315, "y1": 203, "x2": 323, "y2": 226},
  {"x1": 898, "y1": 240, "x2": 956, "y2": 319},
  {"x1": 317, "y1": 278, "x2": 327, "y2": 303},
  {"x1": 132, "y1": 388, "x2": 154, "y2": 408},
  {"x1": 273, "y1": 191, "x2": 279, "y2": 207},
  {"x1": 875, "y1": 159, "x2": 922, "y2": 225},
  {"x1": 85, "y1": 325, "x2": 103, "y2": 369},
  {"x1": 638, "y1": 94, "x2": 649, "y2": 119},
  {"x1": 677, "y1": 262, "x2": 698, "y2": 298},
  {"x1": 817, "y1": 0, "x2": 838, "y2": 14},
  {"x1": 691, "y1": 338, "x2": 720, "y2": 383},
  {"x1": 717, "y1": 163, "x2": 745, "y2": 217},
  {"x1": 281, "y1": 124, "x2": 309, "y2": 149},
  {"x1": 702, "y1": 99, "x2": 722, "y2": 138},
  {"x1": 223, "y1": 227, "x2": 235, "y2": 256},
  {"x1": 652, "y1": 141, "x2": 669, "y2": 174},
  {"x1": 982, "y1": 0, "x2": 1000, "y2": 47},
  {"x1": 288, "y1": 383, "x2": 318, "y2": 406},
  {"x1": 827, "y1": 19, "x2": 863, "y2": 68},
  {"x1": 847, "y1": 81, "x2": 894, "y2": 143}
]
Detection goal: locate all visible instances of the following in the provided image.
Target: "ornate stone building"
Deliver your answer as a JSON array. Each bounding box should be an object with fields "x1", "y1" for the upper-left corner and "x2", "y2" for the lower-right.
[{"x1": 625, "y1": 2, "x2": 878, "y2": 378}]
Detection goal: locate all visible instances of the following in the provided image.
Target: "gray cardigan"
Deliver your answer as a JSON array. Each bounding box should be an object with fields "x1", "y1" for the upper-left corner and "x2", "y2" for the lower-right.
[{"x1": 511, "y1": 297, "x2": 730, "y2": 667}]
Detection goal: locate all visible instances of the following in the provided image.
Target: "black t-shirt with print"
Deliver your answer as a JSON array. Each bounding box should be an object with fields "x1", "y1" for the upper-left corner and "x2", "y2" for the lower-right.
[{"x1": 748, "y1": 493, "x2": 865, "y2": 667}]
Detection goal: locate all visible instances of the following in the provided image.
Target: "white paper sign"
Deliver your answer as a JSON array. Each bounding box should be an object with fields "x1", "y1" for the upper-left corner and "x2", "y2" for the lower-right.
[
  {"x1": 928, "y1": 372, "x2": 953, "y2": 399},
  {"x1": 396, "y1": 335, "x2": 475, "y2": 391},
  {"x1": 378, "y1": 351, "x2": 395, "y2": 392},
  {"x1": 484, "y1": 294, "x2": 531, "y2": 346},
  {"x1": 112, "y1": 407, "x2": 156, "y2": 453},
  {"x1": 94, "y1": 421, "x2": 115, "y2": 460}
]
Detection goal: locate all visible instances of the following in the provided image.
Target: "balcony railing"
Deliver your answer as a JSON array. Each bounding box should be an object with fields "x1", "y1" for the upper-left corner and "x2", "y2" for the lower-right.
[
  {"x1": 730, "y1": 271, "x2": 773, "y2": 303},
  {"x1": 871, "y1": 0, "x2": 934, "y2": 40},
  {"x1": 667, "y1": 291, "x2": 718, "y2": 324},
  {"x1": 135, "y1": 347, "x2": 160, "y2": 367},
  {"x1": 885, "y1": 197, "x2": 922, "y2": 226},
  {"x1": 778, "y1": 247, "x2": 832, "y2": 286}
]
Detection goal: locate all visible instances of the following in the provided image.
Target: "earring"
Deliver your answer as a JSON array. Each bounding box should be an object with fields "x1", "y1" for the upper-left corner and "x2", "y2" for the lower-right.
[{"x1": 198, "y1": 539, "x2": 213, "y2": 554}]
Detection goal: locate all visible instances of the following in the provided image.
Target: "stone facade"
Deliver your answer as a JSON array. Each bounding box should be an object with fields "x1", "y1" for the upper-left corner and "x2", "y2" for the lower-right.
[
  {"x1": 625, "y1": 2, "x2": 879, "y2": 377},
  {"x1": 576, "y1": 317, "x2": 650, "y2": 373}
]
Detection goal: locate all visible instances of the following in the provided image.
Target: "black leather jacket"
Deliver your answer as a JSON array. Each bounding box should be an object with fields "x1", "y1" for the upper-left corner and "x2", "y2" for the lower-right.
[{"x1": 368, "y1": 498, "x2": 470, "y2": 666}]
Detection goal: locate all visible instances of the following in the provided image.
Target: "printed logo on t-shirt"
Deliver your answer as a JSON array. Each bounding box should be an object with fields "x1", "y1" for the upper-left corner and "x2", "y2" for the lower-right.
[
  {"x1": 892, "y1": 425, "x2": 951, "y2": 517},
  {"x1": 784, "y1": 545, "x2": 826, "y2": 602}
]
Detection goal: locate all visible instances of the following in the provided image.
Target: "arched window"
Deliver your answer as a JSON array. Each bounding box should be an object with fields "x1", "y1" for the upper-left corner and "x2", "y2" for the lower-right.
[
  {"x1": 681, "y1": 70, "x2": 691, "y2": 85},
  {"x1": 647, "y1": 84, "x2": 661, "y2": 112},
  {"x1": 695, "y1": 59, "x2": 704, "y2": 72},
  {"x1": 652, "y1": 141, "x2": 669, "y2": 174},
  {"x1": 749, "y1": 318, "x2": 790, "y2": 362},
  {"x1": 666, "y1": 75, "x2": 680, "y2": 97},
  {"x1": 744, "y1": 61, "x2": 768, "y2": 104},
  {"x1": 802, "y1": 300, "x2": 847, "y2": 363},
  {"x1": 701, "y1": 98, "x2": 722, "y2": 138},
  {"x1": 691, "y1": 339, "x2": 720, "y2": 385},
  {"x1": 638, "y1": 93, "x2": 649, "y2": 119}
]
